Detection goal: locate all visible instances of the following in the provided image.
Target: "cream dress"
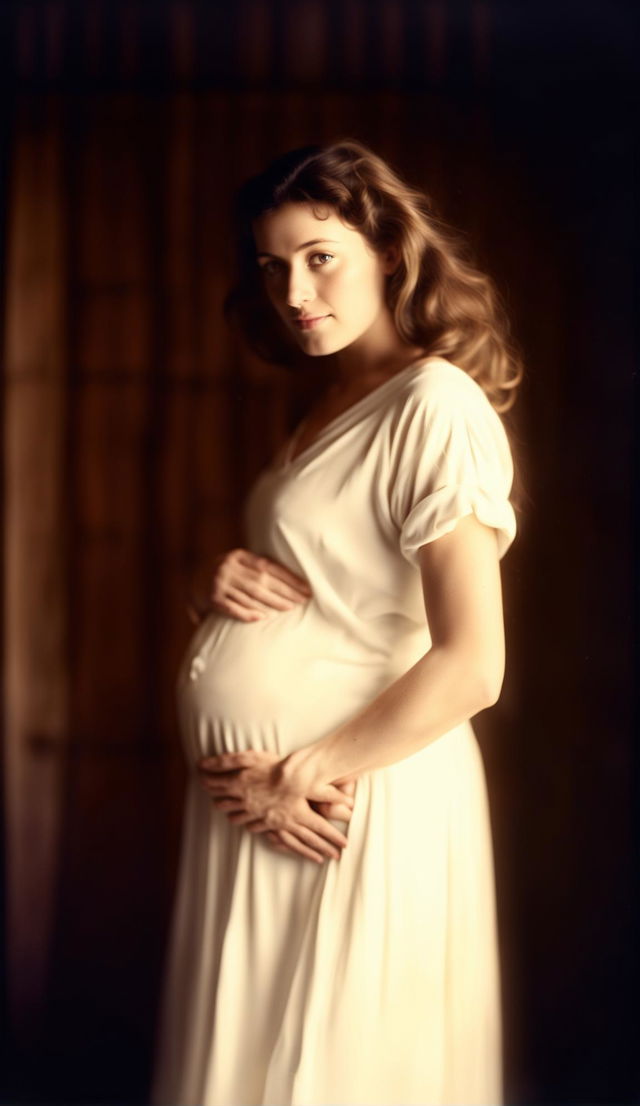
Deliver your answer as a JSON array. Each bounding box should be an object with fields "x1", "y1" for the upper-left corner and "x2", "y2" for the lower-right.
[{"x1": 151, "y1": 356, "x2": 516, "y2": 1106}]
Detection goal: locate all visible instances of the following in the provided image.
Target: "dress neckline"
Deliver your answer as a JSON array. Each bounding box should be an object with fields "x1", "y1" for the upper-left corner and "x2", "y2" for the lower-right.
[{"x1": 278, "y1": 355, "x2": 435, "y2": 472}]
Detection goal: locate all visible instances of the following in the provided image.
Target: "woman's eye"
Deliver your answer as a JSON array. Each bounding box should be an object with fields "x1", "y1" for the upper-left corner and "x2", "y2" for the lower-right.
[
  {"x1": 259, "y1": 260, "x2": 281, "y2": 277},
  {"x1": 258, "y1": 253, "x2": 333, "y2": 278}
]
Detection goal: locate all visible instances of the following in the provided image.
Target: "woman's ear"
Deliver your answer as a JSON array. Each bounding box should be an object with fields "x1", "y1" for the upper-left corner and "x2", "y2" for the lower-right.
[{"x1": 382, "y1": 242, "x2": 401, "y2": 276}]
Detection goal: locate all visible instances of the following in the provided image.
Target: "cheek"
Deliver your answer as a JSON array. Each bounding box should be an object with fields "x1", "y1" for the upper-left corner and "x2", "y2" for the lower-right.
[{"x1": 330, "y1": 265, "x2": 385, "y2": 318}]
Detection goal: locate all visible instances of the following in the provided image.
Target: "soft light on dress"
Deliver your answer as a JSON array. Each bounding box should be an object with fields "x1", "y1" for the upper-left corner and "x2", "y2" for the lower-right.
[{"x1": 151, "y1": 357, "x2": 517, "y2": 1106}]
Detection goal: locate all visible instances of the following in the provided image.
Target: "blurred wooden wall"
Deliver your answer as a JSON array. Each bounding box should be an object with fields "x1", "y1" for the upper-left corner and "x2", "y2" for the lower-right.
[{"x1": 1, "y1": 2, "x2": 635, "y2": 1103}]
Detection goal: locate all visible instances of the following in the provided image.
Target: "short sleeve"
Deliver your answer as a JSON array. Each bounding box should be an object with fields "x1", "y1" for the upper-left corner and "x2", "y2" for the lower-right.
[{"x1": 388, "y1": 361, "x2": 517, "y2": 566}]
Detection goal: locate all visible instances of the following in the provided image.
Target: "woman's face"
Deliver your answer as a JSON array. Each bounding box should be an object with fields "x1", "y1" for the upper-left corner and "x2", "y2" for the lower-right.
[{"x1": 252, "y1": 202, "x2": 398, "y2": 357}]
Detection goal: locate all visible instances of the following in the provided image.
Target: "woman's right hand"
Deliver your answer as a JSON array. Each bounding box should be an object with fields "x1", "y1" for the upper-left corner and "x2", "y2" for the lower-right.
[{"x1": 203, "y1": 548, "x2": 313, "y2": 623}]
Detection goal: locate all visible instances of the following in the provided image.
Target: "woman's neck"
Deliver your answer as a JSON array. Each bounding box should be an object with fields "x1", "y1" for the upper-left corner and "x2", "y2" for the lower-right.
[
  {"x1": 329, "y1": 309, "x2": 425, "y2": 395},
  {"x1": 328, "y1": 345, "x2": 426, "y2": 399}
]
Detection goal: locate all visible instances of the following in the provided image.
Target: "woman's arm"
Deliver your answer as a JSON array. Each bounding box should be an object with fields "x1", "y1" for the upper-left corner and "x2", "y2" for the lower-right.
[
  {"x1": 199, "y1": 513, "x2": 506, "y2": 852},
  {"x1": 284, "y1": 512, "x2": 505, "y2": 789}
]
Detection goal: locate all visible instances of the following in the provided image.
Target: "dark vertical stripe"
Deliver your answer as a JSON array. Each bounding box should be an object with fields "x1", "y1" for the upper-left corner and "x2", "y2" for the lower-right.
[
  {"x1": 45, "y1": 73, "x2": 82, "y2": 1098},
  {"x1": 194, "y1": 3, "x2": 236, "y2": 88},
  {"x1": 63, "y1": 90, "x2": 84, "y2": 748},
  {"x1": 62, "y1": 0, "x2": 86, "y2": 90},
  {"x1": 139, "y1": 100, "x2": 170, "y2": 746},
  {"x1": 0, "y1": 5, "x2": 17, "y2": 1093},
  {"x1": 447, "y1": 0, "x2": 475, "y2": 91},
  {"x1": 136, "y1": 2, "x2": 172, "y2": 87},
  {"x1": 182, "y1": 95, "x2": 202, "y2": 587},
  {"x1": 324, "y1": 0, "x2": 346, "y2": 86},
  {"x1": 30, "y1": 1, "x2": 48, "y2": 80},
  {"x1": 404, "y1": 0, "x2": 428, "y2": 90},
  {"x1": 98, "y1": 0, "x2": 121, "y2": 84},
  {"x1": 362, "y1": 0, "x2": 384, "y2": 89}
]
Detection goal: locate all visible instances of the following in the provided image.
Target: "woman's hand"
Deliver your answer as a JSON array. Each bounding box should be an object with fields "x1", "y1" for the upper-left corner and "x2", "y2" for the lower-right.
[
  {"x1": 198, "y1": 548, "x2": 312, "y2": 623},
  {"x1": 197, "y1": 749, "x2": 354, "y2": 864},
  {"x1": 268, "y1": 778, "x2": 357, "y2": 859},
  {"x1": 188, "y1": 549, "x2": 312, "y2": 625},
  {"x1": 310, "y1": 777, "x2": 357, "y2": 821}
]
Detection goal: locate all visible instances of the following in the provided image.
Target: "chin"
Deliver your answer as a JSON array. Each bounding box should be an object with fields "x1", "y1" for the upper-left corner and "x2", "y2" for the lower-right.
[
  {"x1": 299, "y1": 344, "x2": 338, "y2": 358},
  {"x1": 292, "y1": 334, "x2": 334, "y2": 354},
  {"x1": 296, "y1": 332, "x2": 352, "y2": 358}
]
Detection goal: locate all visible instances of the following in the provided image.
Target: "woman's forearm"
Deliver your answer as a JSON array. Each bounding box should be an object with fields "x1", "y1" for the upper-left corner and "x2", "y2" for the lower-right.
[{"x1": 284, "y1": 645, "x2": 503, "y2": 788}]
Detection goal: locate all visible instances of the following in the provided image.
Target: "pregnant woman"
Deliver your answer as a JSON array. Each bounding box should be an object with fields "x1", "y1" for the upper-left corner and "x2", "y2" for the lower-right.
[{"x1": 151, "y1": 138, "x2": 522, "y2": 1106}]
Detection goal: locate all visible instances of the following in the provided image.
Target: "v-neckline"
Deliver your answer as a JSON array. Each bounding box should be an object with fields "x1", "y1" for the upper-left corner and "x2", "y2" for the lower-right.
[{"x1": 278, "y1": 356, "x2": 435, "y2": 472}]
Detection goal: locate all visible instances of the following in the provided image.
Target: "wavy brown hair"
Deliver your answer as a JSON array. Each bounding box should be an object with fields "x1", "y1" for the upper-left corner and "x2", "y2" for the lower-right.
[{"x1": 223, "y1": 138, "x2": 523, "y2": 413}]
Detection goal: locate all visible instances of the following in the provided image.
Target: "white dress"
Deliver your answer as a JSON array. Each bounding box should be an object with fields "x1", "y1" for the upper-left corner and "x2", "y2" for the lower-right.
[{"x1": 151, "y1": 356, "x2": 517, "y2": 1106}]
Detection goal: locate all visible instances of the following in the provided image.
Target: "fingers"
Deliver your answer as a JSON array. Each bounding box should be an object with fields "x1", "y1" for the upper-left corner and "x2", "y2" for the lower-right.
[
  {"x1": 262, "y1": 830, "x2": 320, "y2": 864},
  {"x1": 211, "y1": 593, "x2": 268, "y2": 622},
  {"x1": 215, "y1": 800, "x2": 349, "y2": 863},
  {"x1": 263, "y1": 832, "x2": 301, "y2": 859},
  {"x1": 212, "y1": 798, "x2": 246, "y2": 814},
  {"x1": 267, "y1": 840, "x2": 322, "y2": 862},
  {"x1": 243, "y1": 573, "x2": 311, "y2": 610},
  {"x1": 263, "y1": 576, "x2": 312, "y2": 604},
  {"x1": 236, "y1": 580, "x2": 309, "y2": 613},
  {"x1": 223, "y1": 585, "x2": 275, "y2": 614},
  {"x1": 305, "y1": 810, "x2": 349, "y2": 850},
  {"x1": 227, "y1": 809, "x2": 262, "y2": 826},
  {"x1": 199, "y1": 750, "x2": 267, "y2": 772},
  {"x1": 276, "y1": 828, "x2": 332, "y2": 864},
  {"x1": 313, "y1": 801, "x2": 353, "y2": 822},
  {"x1": 313, "y1": 783, "x2": 355, "y2": 807},
  {"x1": 252, "y1": 820, "x2": 341, "y2": 860},
  {"x1": 201, "y1": 780, "x2": 243, "y2": 798},
  {"x1": 211, "y1": 586, "x2": 272, "y2": 619},
  {"x1": 211, "y1": 549, "x2": 313, "y2": 619},
  {"x1": 243, "y1": 552, "x2": 313, "y2": 600},
  {"x1": 224, "y1": 815, "x2": 332, "y2": 864}
]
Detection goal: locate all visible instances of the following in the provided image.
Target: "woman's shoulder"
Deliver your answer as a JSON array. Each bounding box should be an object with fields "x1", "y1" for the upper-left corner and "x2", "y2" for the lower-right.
[
  {"x1": 392, "y1": 356, "x2": 496, "y2": 422},
  {"x1": 385, "y1": 356, "x2": 515, "y2": 493}
]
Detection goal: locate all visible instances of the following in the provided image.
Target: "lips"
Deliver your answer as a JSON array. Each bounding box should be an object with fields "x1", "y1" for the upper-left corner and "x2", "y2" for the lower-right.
[{"x1": 293, "y1": 315, "x2": 330, "y2": 330}]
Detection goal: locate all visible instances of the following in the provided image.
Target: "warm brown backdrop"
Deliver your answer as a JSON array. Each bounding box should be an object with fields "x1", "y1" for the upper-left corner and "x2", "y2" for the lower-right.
[{"x1": 0, "y1": 2, "x2": 636, "y2": 1103}]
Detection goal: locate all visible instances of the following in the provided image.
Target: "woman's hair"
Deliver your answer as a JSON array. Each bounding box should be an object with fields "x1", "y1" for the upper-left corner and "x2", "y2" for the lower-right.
[{"x1": 223, "y1": 138, "x2": 523, "y2": 412}]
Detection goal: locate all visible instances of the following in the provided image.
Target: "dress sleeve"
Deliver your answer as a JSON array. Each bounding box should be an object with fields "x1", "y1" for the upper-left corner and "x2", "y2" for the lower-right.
[{"x1": 388, "y1": 364, "x2": 517, "y2": 567}]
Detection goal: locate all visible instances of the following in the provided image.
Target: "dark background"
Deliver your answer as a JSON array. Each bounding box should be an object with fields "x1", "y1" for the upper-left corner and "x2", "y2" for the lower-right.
[{"x1": 0, "y1": 1, "x2": 636, "y2": 1103}]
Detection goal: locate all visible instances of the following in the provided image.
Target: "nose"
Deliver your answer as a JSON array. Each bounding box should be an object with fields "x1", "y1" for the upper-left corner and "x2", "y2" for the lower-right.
[{"x1": 285, "y1": 264, "x2": 314, "y2": 309}]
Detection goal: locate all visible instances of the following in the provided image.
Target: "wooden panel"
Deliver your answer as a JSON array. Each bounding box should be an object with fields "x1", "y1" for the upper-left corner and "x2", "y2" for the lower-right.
[
  {"x1": 44, "y1": 753, "x2": 182, "y2": 1102},
  {"x1": 236, "y1": 0, "x2": 274, "y2": 83},
  {"x1": 164, "y1": 95, "x2": 198, "y2": 380},
  {"x1": 75, "y1": 97, "x2": 150, "y2": 288},
  {"x1": 3, "y1": 97, "x2": 69, "y2": 1039},
  {"x1": 284, "y1": 0, "x2": 328, "y2": 84},
  {"x1": 77, "y1": 290, "x2": 153, "y2": 376},
  {"x1": 1, "y1": 3, "x2": 635, "y2": 1102}
]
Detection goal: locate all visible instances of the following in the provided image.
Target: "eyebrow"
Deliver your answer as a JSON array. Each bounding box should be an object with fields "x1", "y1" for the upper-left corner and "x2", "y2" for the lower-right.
[{"x1": 256, "y1": 239, "x2": 340, "y2": 260}]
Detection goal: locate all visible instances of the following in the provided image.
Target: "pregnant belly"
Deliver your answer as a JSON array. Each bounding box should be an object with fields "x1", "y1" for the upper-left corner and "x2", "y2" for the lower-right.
[{"x1": 176, "y1": 602, "x2": 396, "y2": 762}]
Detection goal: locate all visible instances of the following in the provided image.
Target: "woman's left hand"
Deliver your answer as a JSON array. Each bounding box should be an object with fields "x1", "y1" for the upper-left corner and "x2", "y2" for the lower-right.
[{"x1": 197, "y1": 750, "x2": 354, "y2": 863}]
